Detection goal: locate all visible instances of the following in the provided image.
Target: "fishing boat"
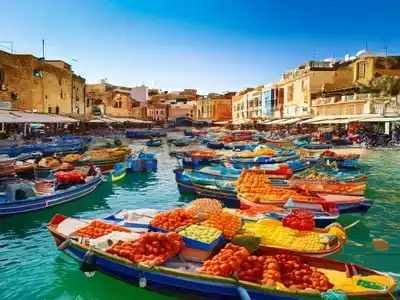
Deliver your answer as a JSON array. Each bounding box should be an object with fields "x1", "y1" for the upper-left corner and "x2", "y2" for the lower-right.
[
  {"x1": 289, "y1": 178, "x2": 366, "y2": 196},
  {"x1": 238, "y1": 194, "x2": 373, "y2": 214},
  {"x1": 173, "y1": 139, "x2": 188, "y2": 147},
  {"x1": 263, "y1": 139, "x2": 294, "y2": 148},
  {"x1": 146, "y1": 139, "x2": 163, "y2": 147},
  {"x1": 320, "y1": 150, "x2": 360, "y2": 170},
  {"x1": 127, "y1": 152, "x2": 157, "y2": 172},
  {"x1": 299, "y1": 143, "x2": 332, "y2": 150},
  {"x1": 47, "y1": 215, "x2": 398, "y2": 299},
  {"x1": 111, "y1": 162, "x2": 127, "y2": 182},
  {"x1": 229, "y1": 157, "x2": 322, "y2": 173},
  {"x1": 0, "y1": 158, "x2": 16, "y2": 177},
  {"x1": 64, "y1": 148, "x2": 131, "y2": 172},
  {"x1": 0, "y1": 173, "x2": 103, "y2": 216},
  {"x1": 206, "y1": 141, "x2": 225, "y2": 149},
  {"x1": 173, "y1": 165, "x2": 292, "y2": 195},
  {"x1": 126, "y1": 129, "x2": 168, "y2": 138}
]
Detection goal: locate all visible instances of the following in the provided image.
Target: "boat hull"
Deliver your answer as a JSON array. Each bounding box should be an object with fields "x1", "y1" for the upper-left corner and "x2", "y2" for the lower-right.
[
  {"x1": 0, "y1": 176, "x2": 103, "y2": 216},
  {"x1": 238, "y1": 195, "x2": 373, "y2": 215}
]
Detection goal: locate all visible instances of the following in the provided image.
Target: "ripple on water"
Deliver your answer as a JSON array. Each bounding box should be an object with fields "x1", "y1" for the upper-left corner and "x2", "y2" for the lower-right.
[{"x1": 1, "y1": 145, "x2": 400, "y2": 299}]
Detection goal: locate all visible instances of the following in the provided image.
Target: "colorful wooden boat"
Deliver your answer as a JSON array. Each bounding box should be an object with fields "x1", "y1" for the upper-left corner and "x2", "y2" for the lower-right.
[
  {"x1": 47, "y1": 215, "x2": 398, "y2": 299},
  {"x1": 146, "y1": 139, "x2": 163, "y2": 147},
  {"x1": 0, "y1": 175, "x2": 103, "y2": 216},
  {"x1": 290, "y1": 180, "x2": 366, "y2": 196},
  {"x1": 65, "y1": 148, "x2": 130, "y2": 172},
  {"x1": 238, "y1": 194, "x2": 374, "y2": 214},
  {"x1": 263, "y1": 139, "x2": 294, "y2": 148},
  {"x1": 126, "y1": 129, "x2": 168, "y2": 138},
  {"x1": 173, "y1": 139, "x2": 189, "y2": 147},
  {"x1": 111, "y1": 162, "x2": 127, "y2": 182}
]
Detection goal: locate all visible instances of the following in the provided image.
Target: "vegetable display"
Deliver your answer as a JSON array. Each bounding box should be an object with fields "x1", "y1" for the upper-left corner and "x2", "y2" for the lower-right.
[
  {"x1": 202, "y1": 211, "x2": 242, "y2": 240},
  {"x1": 106, "y1": 232, "x2": 184, "y2": 266},
  {"x1": 76, "y1": 220, "x2": 131, "y2": 239},
  {"x1": 150, "y1": 209, "x2": 197, "y2": 231},
  {"x1": 178, "y1": 225, "x2": 221, "y2": 244},
  {"x1": 197, "y1": 243, "x2": 250, "y2": 276},
  {"x1": 244, "y1": 221, "x2": 336, "y2": 251},
  {"x1": 282, "y1": 209, "x2": 315, "y2": 231},
  {"x1": 186, "y1": 198, "x2": 222, "y2": 219}
]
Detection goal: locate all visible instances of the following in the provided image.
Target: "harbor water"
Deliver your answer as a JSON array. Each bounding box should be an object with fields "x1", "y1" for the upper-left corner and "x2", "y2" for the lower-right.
[{"x1": 1, "y1": 142, "x2": 400, "y2": 300}]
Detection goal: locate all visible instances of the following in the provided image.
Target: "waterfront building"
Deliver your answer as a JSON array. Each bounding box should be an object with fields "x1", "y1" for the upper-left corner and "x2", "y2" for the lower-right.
[
  {"x1": 147, "y1": 104, "x2": 168, "y2": 122},
  {"x1": 231, "y1": 88, "x2": 255, "y2": 123},
  {"x1": 279, "y1": 60, "x2": 346, "y2": 118},
  {"x1": 0, "y1": 50, "x2": 85, "y2": 114},
  {"x1": 247, "y1": 87, "x2": 263, "y2": 119},
  {"x1": 311, "y1": 52, "x2": 400, "y2": 119},
  {"x1": 86, "y1": 83, "x2": 136, "y2": 117},
  {"x1": 261, "y1": 83, "x2": 282, "y2": 119},
  {"x1": 168, "y1": 101, "x2": 196, "y2": 121},
  {"x1": 130, "y1": 85, "x2": 149, "y2": 103}
]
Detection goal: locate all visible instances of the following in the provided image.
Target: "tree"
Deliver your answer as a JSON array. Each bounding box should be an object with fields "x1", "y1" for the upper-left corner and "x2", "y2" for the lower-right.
[
  {"x1": 148, "y1": 88, "x2": 160, "y2": 96},
  {"x1": 369, "y1": 75, "x2": 400, "y2": 96}
]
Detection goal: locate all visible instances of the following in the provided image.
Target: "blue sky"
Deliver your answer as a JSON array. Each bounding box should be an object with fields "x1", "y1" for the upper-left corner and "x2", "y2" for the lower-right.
[{"x1": 3, "y1": 0, "x2": 400, "y2": 94}]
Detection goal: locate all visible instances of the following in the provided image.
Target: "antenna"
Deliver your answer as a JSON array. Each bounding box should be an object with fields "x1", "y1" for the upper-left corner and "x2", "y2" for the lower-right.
[
  {"x1": 0, "y1": 41, "x2": 14, "y2": 53},
  {"x1": 365, "y1": 42, "x2": 368, "y2": 51},
  {"x1": 42, "y1": 39, "x2": 45, "y2": 59},
  {"x1": 383, "y1": 45, "x2": 388, "y2": 57},
  {"x1": 312, "y1": 52, "x2": 316, "y2": 60}
]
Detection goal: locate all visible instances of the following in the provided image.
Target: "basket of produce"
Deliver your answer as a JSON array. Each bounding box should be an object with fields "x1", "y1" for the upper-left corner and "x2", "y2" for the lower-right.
[
  {"x1": 177, "y1": 224, "x2": 223, "y2": 251},
  {"x1": 149, "y1": 208, "x2": 198, "y2": 232}
]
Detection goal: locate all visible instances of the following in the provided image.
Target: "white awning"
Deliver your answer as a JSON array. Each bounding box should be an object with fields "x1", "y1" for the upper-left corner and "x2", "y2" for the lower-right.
[
  {"x1": 106, "y1": 117, "x2": 153, "y2": 123},
  {"x1": 279, "y1": 118, "x2": 302, "y2": 125},
  {"x1": 311, "y1": 117, "x2": 364, "y2": 124},
  {"x1": 213, "y1": 121, "x2": 230, "y2": 125},
  {"x1": 360, "y1": 117, "x2": 400, "y2": 123},
  {"x1": 265, "y1": 119, "x2": 285, "y2": 125},
  {"x1": 232, "y1": 119, "x2": 248, "y2": 125},
  {"x1": 0, "y1": 110, "x2": 78, "y2": 123},
  {"x1": 298, "y1": 116, "x2": 332, "y2": 124}
]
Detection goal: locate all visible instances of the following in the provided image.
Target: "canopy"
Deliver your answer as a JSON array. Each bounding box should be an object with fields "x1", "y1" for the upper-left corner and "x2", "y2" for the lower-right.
[
  {"x1": 298, "y1": 116, "x2": 332, "y2": 124},
  {"x1": 360, "y1": 117, "x2": 400, "y2": 123},
  {"x1": 279, "y1": 118, "x2": 302, "y2": 125},
  {"x1": 213, "y1": 121, "x2": 230, "y2": 125},
  {"x1": 0, "y1": 110, "x2": 78, "y2": 123},
  {"x1": 106, "y1": 117, "x2": 153, "y2": 123},
  {"x1": 311, "y1": 117, "x2": 364, "y2": 124},
  {"x1": 232, "y1": 120, "x2": 248, "y2": 125},
  {"x1": 264, "y1": 119, "x2": 285, "y2": 125}
]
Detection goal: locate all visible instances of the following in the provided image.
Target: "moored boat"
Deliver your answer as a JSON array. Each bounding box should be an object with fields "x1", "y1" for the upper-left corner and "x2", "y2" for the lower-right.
[
  {"x1": 111, "y1": 162, "x2": 127, "y2": 181},
  {"x1": 47, "y1": 214, "x2": 397, "y2": 299},
  {"x1": 0, "y1": 172, "x2": 103, "y2": 216},
  {"x1": 146, "y1": 138, "x2": 163, "y2": 147}
]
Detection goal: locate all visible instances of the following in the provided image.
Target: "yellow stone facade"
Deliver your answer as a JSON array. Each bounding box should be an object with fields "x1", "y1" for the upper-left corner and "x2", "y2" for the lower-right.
[{"x1": 0, "y1": 50, "x2": 86, "y2": 114}]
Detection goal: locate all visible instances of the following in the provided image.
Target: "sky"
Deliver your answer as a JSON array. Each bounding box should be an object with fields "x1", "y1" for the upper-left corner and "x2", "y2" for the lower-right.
[{"x1": 2, "y1": 0, "x2": 400, "y2": 94}]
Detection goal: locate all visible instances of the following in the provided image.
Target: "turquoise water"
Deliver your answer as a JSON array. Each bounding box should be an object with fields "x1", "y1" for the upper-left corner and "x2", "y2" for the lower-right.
[{"x1": 1, "y1": 144, "x2": 400, "y2": 300}]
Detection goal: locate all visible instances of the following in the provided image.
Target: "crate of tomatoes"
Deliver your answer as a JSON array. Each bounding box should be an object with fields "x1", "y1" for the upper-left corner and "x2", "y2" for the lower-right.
[{"x1": 75, "y1": 219, "x2": 131, "y2": 240}]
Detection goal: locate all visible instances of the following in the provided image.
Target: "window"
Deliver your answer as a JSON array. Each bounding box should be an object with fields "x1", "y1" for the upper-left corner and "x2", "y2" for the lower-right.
[
  {"x1": 48, "y1": 107, "x2": 52, "y2": 113},
  {"x1": 160, "y1": 110, "x2": 164, "y2": 115},
  {"x1": 118, "y1": 101, "x2": 122, "y2": 108},
  {"x1": 58, "y1": 77, "x2": 62, "y2": 85},
  {"x1": 0, "y1": 68, "x2": 4, "y2": 84},
  {"x1": 86, "y1": 98, "x2": 90, "y2": 107},
  {"x1": 55, "y1": 105, "x2": 60, "y2": 114},
  {"x1": 301, "y1": 80, "x2": 304, "y2": 92},
  {"x1": 60, "y1": 89, "x2": 63, "y2": 99},
  {"x1": 356, "y1": 62, "x2": 366, "y2": 80},
  {"x1": 76, "y1": 96, "x2": 79, "y2": 101}
]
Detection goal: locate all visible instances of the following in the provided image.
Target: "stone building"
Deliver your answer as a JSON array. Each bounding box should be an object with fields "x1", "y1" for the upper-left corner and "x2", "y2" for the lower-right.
[{"x1": 0, "y1": 50, "x2": 85, "y2": 114}]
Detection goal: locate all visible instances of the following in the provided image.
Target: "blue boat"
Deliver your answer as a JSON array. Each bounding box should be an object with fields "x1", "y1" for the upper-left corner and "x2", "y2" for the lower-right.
[
  {"x1": 126, "y1": 129, "x2": 167, "y2": 138},
  {"x1": 47, "y1": 216, "x2": 398, "y2": 300},
  {"x1": 0, "y1": 175, "x2": 103, "y2": 216},
  {"x1": 146, "y1": 139, "x2": 163, "y2": 147},
  {"x1": 111, "y1": 162, "x2": 127, "y2": 182},
  {"x1": 323, "y1": 157, "x2": 359, "y2": 169},
  {"x1": 229, "y1": 157, "x2": 322, "y2": 172},
  {"x1": 127, "y1": 153, "x2": 157, "y2": 172},
  {"x1": 206, "y1": 142, "x2": 225, "y2": 149}
]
